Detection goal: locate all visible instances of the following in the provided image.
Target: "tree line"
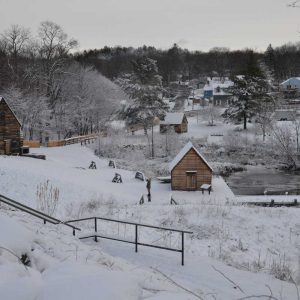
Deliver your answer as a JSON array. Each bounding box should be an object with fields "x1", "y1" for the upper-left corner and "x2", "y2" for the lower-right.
[{"x1": 75, "y1": 43, "x2": 300, "y2": 84}]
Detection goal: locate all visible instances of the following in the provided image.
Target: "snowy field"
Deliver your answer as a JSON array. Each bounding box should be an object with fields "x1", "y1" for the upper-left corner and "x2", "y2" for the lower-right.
[{"x1": 0, "y1": 144, "x2": 300, "y2": 299}]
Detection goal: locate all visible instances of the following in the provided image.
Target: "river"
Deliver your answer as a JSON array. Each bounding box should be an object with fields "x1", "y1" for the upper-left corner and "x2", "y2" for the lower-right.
[{"x1": 225, "y1": 166, "x2": 300, "y2": 196}]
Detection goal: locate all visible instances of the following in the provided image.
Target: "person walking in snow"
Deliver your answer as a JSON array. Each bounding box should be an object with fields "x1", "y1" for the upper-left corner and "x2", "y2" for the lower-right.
[{"x1": 146, "y1": 178, "x2": 151, "y2": 202}]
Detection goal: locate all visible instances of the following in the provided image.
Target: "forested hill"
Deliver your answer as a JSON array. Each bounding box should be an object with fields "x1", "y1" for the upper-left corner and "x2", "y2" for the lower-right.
[
  {"x1": 74, "y1": 43, "x2": 300, "y2": 84},
  {"x1": 0, "y1": 22, "x2": 127, "y2": 140}
]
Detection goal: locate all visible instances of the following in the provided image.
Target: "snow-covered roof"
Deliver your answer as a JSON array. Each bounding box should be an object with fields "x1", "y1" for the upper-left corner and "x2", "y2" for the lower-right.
[
  {"x1": 203, "y1": 79, "x2": 234, "y2": 93},
  {"x1": 0, "y1": 96, "x2": 22, "y2": 126},
  {"x1": 280, "y1": 77, "x2": 300, "y2": 86},
  {"x1": 169, "y1": 141, "x2": 213, "y2": 172},
  {"x1": 160, "y1": 112, "x2": 186, "y2": 125}
]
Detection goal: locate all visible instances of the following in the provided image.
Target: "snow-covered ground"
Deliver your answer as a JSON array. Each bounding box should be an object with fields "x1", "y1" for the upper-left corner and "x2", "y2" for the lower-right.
[{"x1": 0, "y1": 144, "x2": 300, "y2": 299}]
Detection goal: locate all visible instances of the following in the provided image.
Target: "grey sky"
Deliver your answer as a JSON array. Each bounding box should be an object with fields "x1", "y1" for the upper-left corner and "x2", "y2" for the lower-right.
[{"x1": 0, "y1": 0, "x2": 299, "y2": 51}]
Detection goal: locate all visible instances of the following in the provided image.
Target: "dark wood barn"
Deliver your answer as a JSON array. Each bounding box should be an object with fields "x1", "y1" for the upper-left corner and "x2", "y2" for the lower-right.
[
  {"x1": 160, "y1": 112, "x2": 188, "y2": 134},
  {"x1": 0, "y1": 97, "x2": 22, "y2": 155},
  {"x1": 169, "y1": 142, "x2": 213, "y2": 191}
]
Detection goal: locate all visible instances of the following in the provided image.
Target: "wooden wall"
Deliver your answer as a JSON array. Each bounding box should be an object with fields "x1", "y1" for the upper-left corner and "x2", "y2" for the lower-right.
[
  {"x1": 0, "y1": 100, "x2": 22, "y2": 155},
  {"x1": 171, "y1": 148, "x2": 212, "y2": 190}
]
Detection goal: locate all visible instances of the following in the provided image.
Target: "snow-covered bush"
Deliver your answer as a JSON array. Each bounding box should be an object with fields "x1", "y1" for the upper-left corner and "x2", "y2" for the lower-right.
[
  {"x1": 270, "y1": 255, "x2": 292, "y2": 282},
  {"x1": 64, "y1": 195, "x2": 117, "y2": 220},
  {"x1": 36, "y1": 180, "x2": 60, "y2": 216}
]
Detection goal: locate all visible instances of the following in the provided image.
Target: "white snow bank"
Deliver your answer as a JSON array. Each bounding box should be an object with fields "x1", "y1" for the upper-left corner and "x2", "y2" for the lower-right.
[
  {"x1": 0, "y1": 213, "x2": 35, "y2": 255},
  {"x1": 0, "y1": 268, "x2": 43, "y2": 300},
  {"x1": 37, "y1": 262, "x2": 141, "y2": 300}
]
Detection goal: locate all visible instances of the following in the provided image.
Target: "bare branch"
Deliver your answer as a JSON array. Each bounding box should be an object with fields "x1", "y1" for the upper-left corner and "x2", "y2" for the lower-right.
[
  {"x1": 237, "y1": 296, "x2": 280, "y2": 300},
  {"x1": 0, "y1": 246, "x2": 28, "y2": 272},
  {"x1": 151, "y1": 267, "x2": 204, "y2": 300},
  {"x1": 212, "y1": 265, "x2": 245, "y2": 294}
]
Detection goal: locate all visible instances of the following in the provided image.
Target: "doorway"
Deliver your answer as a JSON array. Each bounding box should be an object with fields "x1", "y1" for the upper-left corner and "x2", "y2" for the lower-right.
[{"x1": 186, "y1": 171, "x2": 197, "y2": 190}]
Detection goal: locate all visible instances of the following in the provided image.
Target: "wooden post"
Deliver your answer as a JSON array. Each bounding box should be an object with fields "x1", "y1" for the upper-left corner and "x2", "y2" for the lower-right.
[
  {"x1": 181, "y1": 232, "x2": 184, "y2": 266},
  {"x1": 94, "y1": 218, "x2": 98, "y2": 242},
  {"x1": 135, "y1": 224, "x2": 138, "y2": 252},
  {"x1": 151, "y1": 122, "x2": 154, "y2": 158}
]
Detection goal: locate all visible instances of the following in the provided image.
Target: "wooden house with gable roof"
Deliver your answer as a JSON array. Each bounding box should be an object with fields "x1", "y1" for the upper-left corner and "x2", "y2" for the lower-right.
[
  {"x1": 169, "y1": 142, "x2": 213, "y2": 191},
  {"x1": 0, "y1": 96, "x2": 23, "y2": 155},
  {"x1": 160, "y1": 112, "x2": 188, "y2": 134}
]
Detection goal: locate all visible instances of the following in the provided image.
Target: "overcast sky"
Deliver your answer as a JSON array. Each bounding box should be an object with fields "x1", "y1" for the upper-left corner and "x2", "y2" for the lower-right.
[{"x1": 0, "y1": 0, "x2": 299, "y2": 52}]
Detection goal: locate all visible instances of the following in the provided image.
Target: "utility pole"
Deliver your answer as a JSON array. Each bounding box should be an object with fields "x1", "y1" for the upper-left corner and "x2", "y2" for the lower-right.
[{"x1": 151, "y1": 119, "x2": 154, "y2": 158}]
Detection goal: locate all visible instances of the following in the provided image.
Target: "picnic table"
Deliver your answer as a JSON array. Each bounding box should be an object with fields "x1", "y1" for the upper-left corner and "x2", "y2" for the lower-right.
[
  {"x1": 157, "y1": 176, "x2": 171, "y2": 183},
  {"x1": 200, "y1": 184, "x2": 211, "y2": 194}
]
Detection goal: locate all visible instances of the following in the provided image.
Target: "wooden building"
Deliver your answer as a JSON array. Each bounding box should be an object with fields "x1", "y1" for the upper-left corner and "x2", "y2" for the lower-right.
[
  {"x1": 0, "y1": 97, "x2": 22, "y2": 155},
  {"x1": 160, "y1": 112, "x2": 188, "y2": 134},
  {"x1": 169, "y1": 142, "x2": 213, "y2": 191}
]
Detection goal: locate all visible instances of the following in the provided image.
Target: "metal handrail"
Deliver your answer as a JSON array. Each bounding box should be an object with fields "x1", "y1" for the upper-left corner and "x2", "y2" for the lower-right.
[
  {"x1": 65, "y1": 216, "x2": 192, "y2": 265},
  {"x1": 0, "y1": 194, "x2": 81, "y2": 234},
  {"x1": 65, "y1": 216, "x2": 193, "y2": 234}
]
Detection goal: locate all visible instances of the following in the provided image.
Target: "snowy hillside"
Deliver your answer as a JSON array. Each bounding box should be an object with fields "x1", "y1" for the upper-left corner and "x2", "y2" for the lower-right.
[{"x1": 0, "y1": 145, "x2": 299, "y2": 299}]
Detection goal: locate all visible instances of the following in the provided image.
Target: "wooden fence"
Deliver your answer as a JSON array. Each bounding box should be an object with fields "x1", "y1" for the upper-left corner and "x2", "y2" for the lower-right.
[
  {"x1": 47, "y1": 140, "x2": 65, "y2": 147},
  {"x1": 23, "y1": 133, "x2": 99, "y2": 149},
  {"x1": 23, "y1": 140, "x2": 41, "y2": 148},
  {"x1": 64, "y1": 134, "x2": 98, "y2": 145}
]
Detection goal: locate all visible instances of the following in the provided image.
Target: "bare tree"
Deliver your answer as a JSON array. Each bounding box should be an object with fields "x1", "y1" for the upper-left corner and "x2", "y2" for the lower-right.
[
  {"x1": 256, "y1": 98, "x2": 276, "y2": 141},
  {"x1": 38, "y1": 21, "x2": 78, "y2": 101},
  {"x1": 207, "y1": 104, "x2": 218, "y2": 126},
  {"x1": 1, "y1": 25, "x2": 31, "y2": 78},
  {"x1": 293, "y1": 118, "x2": 300, "y2": 154},
  {"x1": 270, "y1": 123, "x2": 299, "y2": 169}
]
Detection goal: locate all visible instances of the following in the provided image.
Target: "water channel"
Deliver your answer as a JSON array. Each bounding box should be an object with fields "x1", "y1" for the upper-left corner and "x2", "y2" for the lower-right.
[{"x1": 225, "y1": 166, "x2": 300, "y2": 195}]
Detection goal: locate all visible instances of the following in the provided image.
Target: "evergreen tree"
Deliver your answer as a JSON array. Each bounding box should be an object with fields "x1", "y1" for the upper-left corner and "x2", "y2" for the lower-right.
[
  {"x1": 264, "y1": 44, "x2": 276, "y2": 76},
  {"x1": 244, "y1": 50, "x2": 263, "y2": 77},
  {"x1": 117, "y1": 57, "x2": 168, "y2": 157},
  {"x1": 222, "y1": 75, "x2": 271, "y2": 130}
]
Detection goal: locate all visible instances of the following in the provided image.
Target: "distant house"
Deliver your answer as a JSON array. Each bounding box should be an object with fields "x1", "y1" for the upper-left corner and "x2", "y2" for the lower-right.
[
  {"x1": 160, "y1": 112, "x2": 188, "y2": 134},
  {"x1": 203, "y1": 77, "x2": 233, "y2": 106},
  {"x1": 0, "y1": 97, "x2": 23, "y2": 155},
  {"x1": 280, "y1": 77, "x2": 300, "y2": 90},
  {"x1": 189, "y1": 89, "x2": 209, "y2": 107},
  {"x1": 279, "y1": 77, "x2": 300, "y2": 98},
  {"x1": 273, "y1": 109, "x2": 297, "y2": 121},
  {"x1": 169, "y1": 142, "x2": 213, "y2": 191}
]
